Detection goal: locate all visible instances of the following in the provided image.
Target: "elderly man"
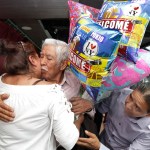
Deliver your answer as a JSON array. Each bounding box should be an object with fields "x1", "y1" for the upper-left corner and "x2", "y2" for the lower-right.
[
  {"x1": 40, "y1": 39, "x2": 94, "y2": 114},
  {"x1": 77, "y1": 82, "x2": 150, "y2": 150}
]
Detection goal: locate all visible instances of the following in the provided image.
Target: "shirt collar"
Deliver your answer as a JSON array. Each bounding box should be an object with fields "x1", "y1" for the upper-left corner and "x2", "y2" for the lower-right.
[
  {"x1": 60, "y1": 70, "x2": 73, "y2": 87},
  {"x1": 137, "y1": 116, "x2": 150, "y2": 129},
  {"x1": 129, "y1": 116, "x2": 150, "y2": 130},
  {"x1": 60, "y1": 71, "x2": 66, "y2": 86}
]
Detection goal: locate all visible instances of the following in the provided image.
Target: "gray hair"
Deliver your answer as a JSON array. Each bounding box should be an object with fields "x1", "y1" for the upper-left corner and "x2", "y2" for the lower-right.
[
  {"x1": 42, "y1": 38, "x2": 69, "y2": 65},
  {"x1": 136, "y1": 81, "x2": 150, "y2": 113}
]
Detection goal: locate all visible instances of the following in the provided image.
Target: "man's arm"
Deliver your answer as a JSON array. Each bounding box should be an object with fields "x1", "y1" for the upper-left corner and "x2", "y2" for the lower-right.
[
  {"x1": 0, "y1": 94, "x2": 15, "y2": 122},
  {"x1": 70, "y1": 90, "x2": 94, "y2": 115},
  {"x1": 74, "y1": 114, "x2": 84, "y2": 131},
  {"x1": 70, "y1": 97, "x2": 94, "y2": 115}
]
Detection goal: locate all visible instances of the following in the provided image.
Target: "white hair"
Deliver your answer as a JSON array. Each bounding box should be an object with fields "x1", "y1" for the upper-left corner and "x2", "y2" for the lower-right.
[{"x1": 42, "y1": 38, "x2": 69, "y2": 65}]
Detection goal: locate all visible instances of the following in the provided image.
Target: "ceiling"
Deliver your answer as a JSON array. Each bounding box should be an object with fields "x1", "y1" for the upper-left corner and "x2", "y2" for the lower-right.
[
  {"x1": 0, "y1": 0, "x2": 77, "y2": 50},
  {"x1": 0, "y1": 0, "x2": 150, "y2": 51}
]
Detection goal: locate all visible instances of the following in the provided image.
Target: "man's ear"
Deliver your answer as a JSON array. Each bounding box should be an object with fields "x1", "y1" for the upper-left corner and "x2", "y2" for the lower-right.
[
  {"x1": 28, "y1": 55, "x2": 37, "y2": 66},
  {"x1": 60, "y1": 60, "x2": 68, "y2": 71}
]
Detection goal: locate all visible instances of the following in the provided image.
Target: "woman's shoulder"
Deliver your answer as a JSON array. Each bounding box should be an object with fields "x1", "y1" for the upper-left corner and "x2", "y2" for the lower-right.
[
  {"x1": 32, "y1": 79, "x2": 56, "y2": 85},
  {"x1": 35, "y1": 80, "x2": 50, "y2": 85},
  {"x1": 34, "y1": 80, "x2": 62, "y2": 91}
]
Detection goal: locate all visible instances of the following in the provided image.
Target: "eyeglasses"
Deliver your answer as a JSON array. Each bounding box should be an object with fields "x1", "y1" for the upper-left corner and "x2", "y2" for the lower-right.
[{"x1": 17, "y1": 41, "x2": 26, "y2": 52}]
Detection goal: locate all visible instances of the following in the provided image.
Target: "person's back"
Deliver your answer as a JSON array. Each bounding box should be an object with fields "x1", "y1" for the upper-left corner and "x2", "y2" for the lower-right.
[{"x1": 0, "y1": 75, "x2": 78, "y2": 150}]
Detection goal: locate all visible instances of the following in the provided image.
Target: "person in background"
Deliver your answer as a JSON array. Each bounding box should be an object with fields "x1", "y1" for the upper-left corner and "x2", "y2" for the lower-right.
[
  {"x1": 0, "y1": 40, "x2": 83, "y2": 150},
  {"x1": 77, "y1": 83, "x2": 150, "y2": 150}
]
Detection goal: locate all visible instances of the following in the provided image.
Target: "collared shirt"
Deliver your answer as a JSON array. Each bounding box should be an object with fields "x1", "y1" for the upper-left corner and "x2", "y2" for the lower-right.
[
  {"x1": 60, "y1": 70, "x2": 81, "y2": 101},
  {"x1": 60, "y1": 70, "x2": 95, "y2": 117},
  {"x1": 97, "y1": 88, "x2": 150, "y2": 150}
]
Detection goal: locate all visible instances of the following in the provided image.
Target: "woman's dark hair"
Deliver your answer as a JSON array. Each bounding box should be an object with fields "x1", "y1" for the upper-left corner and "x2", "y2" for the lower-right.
[
  {"x1": 136, "y1": 81, "x2": 150, "y2": 113},
  {"x1": 0, "y1": 40, "x2": 38, "y2": 75}
]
